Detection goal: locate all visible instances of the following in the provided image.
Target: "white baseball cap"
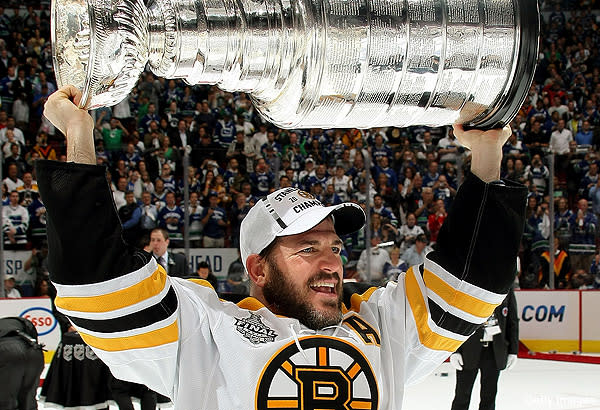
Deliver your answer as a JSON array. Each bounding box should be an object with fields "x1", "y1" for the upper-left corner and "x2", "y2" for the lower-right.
[{"x1": 240, "y1": 187, "x2": 365, "y2": 271}]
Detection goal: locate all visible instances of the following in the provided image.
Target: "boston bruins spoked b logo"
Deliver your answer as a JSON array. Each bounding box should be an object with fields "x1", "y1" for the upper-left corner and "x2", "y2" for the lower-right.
[{"x1": 256, "y1": 336, "x2": 379, "y2": 410}]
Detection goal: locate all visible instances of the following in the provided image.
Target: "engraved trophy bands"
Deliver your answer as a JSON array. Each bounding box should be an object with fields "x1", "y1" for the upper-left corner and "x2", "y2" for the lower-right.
[{"x1": 51, "y1": 0, "x2": 539, "y2": 129}]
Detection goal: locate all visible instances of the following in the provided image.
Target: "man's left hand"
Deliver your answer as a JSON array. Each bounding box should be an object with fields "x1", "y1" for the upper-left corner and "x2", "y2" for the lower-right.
[{"x1": 453, "y1": 124, "x2": 512, "y2": 183}]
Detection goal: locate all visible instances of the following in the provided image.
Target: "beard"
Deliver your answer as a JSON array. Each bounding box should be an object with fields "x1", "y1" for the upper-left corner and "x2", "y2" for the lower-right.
[{"x1": 262, "y1": 259, "x2": 343, "y2": 330}]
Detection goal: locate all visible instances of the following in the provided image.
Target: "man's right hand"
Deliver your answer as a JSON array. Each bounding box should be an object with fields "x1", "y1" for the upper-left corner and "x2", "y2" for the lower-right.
[
  {"x1": 43, "y1": 85, "x2": 96, "y2": 164},
  {"x1": 449, "y1": 353, "x2": 463, "y2": 371},
  {"x1": 44, "y1": 85, "x2": 94, "y2": 137}
]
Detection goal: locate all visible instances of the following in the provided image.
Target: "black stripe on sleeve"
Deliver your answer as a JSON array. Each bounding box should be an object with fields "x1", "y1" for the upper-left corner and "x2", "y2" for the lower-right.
[
  {"x1": 427, "y1": 298, "x2": 481, "y2": 337},
  {"x1": 68, "y1": 287, "x2": 178, "y2": 333}
]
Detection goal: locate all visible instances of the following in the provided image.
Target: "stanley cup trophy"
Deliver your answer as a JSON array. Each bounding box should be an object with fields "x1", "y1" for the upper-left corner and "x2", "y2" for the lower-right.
[{"x1": 51, "y1": 0, "x2": 539, "y2": 129}]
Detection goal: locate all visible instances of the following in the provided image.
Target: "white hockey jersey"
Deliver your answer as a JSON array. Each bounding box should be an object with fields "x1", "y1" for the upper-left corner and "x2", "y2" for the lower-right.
[
  {"x1": 54, "y1": 256, "x2": 505, "y2": 410},
  {"x1": 37, "y1": 160, "x2": 527, "y2": 410}
]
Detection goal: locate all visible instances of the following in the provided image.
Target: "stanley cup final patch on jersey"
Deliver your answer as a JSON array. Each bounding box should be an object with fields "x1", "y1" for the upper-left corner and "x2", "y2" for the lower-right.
[{"x1": 235, "y1": 312, "x2": 278, "y2": 344}]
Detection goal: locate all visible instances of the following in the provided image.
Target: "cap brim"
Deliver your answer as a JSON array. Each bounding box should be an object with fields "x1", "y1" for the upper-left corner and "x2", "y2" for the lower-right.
[{"x1": 277, "y1": 202, "x2": 365, "y2": 238}]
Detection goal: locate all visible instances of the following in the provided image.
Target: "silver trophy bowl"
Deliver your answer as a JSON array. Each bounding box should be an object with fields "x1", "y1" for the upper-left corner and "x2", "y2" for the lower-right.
[{"x1": 51, "y1": 0, "x2": 539, "y2": 129}]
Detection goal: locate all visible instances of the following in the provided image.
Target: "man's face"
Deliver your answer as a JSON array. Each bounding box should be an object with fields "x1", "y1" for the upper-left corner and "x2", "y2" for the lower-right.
[
  {"x1": 515, "y1": 160, "x2": 524, "y2": 171},
  {"x1": 9, "y1": 191, "x2": 18, "y2": 205},
  {"x1": 118, "y1": 178, "x2": 127, "y2": 192},
  {"x1": 413, "y1": 175, "x2": 422, "y2": 188},
  {"x1": 316, "y1": 165, "x2": 326, "y2": 178},
  {"x1": 429, "y1": 162, "x2": 438, "y2": 174},
  {"x1": 142, "y1": 193, "x2": 151, "y2": 205},
  {"x1": 198, "y1": 268, "x2": 210, "y2": 279},
  {"x1": 166, "y1": 193, "x2": 176, "y2": 207},
  {"x1": 150, "y1": 231, "x2": 169, "y2": 255},
  {"x1": 407, "y1": 214, "x2": 416, "y2": 227},
  {"x1": 558, "y1": 198, "x2": 567, "y2": 211},
  {"x1": 236, "y1": 193, "x2": 246, "y2": 207},
  {"x1": 261, "y1": 219, "x2": 344, "y2": 330},
  {"x1": 125, "y1": 192, "x2": 135, "y2": 204},
  {"x1": 423, "y1": 189, "x2": 433, "y2": 202},
  {"x1": 4, "y1": 279, "x2": 14, "y2": 291}
]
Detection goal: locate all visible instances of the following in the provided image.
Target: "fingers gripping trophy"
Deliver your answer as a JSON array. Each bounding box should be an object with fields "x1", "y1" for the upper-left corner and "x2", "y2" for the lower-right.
[{"x1": 52, "y1": 0, "x2": 539, "y2": 130}]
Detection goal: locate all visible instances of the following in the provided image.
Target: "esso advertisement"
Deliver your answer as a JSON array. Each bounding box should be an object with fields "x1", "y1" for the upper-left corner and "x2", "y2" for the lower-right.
[
  {"x1": 20, "y1": 306, "x2": 57, "y2": 336},
  {"x1": 0, "y1": 297, "x2": 61, "y2": 357}
]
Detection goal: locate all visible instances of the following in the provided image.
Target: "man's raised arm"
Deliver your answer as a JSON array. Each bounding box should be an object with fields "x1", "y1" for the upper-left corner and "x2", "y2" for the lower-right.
[
  {"x1": 431, "y1": 124, "x2": 526, "y2": 295},
  {"x1": 36, "y1": 86, "x2": 178, "y2": 397},
  {"x1": 396, "y1": 124, "x2": 527, "y2": 384},
  {"x1": 37, "y1": 86, "x2": 149, "y2": 285}
]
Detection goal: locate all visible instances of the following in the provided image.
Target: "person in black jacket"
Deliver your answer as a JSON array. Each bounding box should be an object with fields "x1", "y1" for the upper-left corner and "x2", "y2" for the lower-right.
[
  {"x1": 149, "y1": 228, "x2": 189, "y2": 277},
  {"x1": 191, "y1": 261, "x2": 219, "y2": 290},
  {"x1": 449, "y1": 288, "x2": 519, "y2": 410},
  {"x1": 0, "y1": 317, "x2": 44, "y2": 410}
]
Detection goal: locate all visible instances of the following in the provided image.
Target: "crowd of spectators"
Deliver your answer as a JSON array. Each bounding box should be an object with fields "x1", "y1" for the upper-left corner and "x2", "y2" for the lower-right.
[{"x1": 2, "y1": 0, "x2": 600, "y2": 296}]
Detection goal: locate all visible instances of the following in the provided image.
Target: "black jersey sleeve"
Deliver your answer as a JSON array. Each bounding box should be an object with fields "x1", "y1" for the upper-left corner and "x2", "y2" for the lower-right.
[
  {"x1": 36, "y1": 160, "x2": 151, "y2": 285},
  {"x1": 430, "y1": 175, "x2": 527, "y2": 294}
]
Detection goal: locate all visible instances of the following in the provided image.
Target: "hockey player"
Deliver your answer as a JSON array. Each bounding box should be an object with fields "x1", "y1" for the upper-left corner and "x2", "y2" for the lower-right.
[
  {"x1": 3, "y1": 190, "x2": 29, "y2": 246},
  {"x1": 38, "y1": 85, "x2": 526, "y2": 410}
]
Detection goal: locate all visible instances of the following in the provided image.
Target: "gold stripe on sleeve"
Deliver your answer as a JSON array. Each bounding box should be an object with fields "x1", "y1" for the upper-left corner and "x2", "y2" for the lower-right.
[
  {"x1": 342, "y1": 287, "x2": 379, "y2": 314},
  {"x1": 405, "y1": 267, "x2": 462, "y2": 352},
  {"x1": 422, "y1": 269, "x2": 497, "y2": 319},
  {"x1": 78, "y1": 320, "x2": 178, "y2": 352},
  {"x1": 187, "y1": 278, "x2": 215, "y2": 289},
  {"x1": 56, "y1": 267, "x2": 167, "y2": 313}
]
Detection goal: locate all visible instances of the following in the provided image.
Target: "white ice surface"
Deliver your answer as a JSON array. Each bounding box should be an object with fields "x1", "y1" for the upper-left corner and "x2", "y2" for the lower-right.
[{"x1": 403, "y1": 359, "x2": 600, "y2": 410}]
